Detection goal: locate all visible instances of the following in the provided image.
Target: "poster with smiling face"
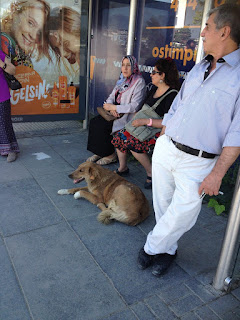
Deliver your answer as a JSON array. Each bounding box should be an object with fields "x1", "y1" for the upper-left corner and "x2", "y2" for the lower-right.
[{"x1": 0, "y1": 0, "x2": 81, "y2": 116}]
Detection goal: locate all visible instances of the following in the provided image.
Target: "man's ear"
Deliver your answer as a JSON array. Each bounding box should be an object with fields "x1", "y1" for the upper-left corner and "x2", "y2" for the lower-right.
[{"x1": 221, "y1": 26, "x2": 231, "y2": 40}]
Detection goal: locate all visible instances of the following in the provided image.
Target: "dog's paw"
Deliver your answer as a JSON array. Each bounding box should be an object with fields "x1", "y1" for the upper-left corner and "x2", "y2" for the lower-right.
[
  {"x1": 58, "y1": 189, "x2": 70, "y2": 195},
  {"x1": 74, "y1": 191, "x2": 82, "y2": 199}
]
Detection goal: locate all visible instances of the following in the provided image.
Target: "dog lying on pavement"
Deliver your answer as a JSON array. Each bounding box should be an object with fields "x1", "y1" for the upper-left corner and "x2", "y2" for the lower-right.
[{"x1": 58, "y1": 162, "x2": 149, "y2": 226}]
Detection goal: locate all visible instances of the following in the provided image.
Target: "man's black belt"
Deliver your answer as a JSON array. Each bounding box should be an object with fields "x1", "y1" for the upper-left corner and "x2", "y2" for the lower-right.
[{"x1": 171, "y1": 139, "x2": 217, "y2": 159}]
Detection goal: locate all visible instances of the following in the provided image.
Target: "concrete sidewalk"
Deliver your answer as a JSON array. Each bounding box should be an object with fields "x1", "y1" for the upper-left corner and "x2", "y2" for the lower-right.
[{"x1": 1, "y1": 122, "x2": 240, "y2": 320}]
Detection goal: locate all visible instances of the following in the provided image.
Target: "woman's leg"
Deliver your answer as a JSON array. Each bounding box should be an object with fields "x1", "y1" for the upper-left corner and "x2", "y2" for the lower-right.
[
  {"x1": 0, "y1": 100, "x2": 19, "y2": 161},
  {"x1": 116, "y1": 148, "x2": 128, "y2": 172},
  {"x1": 130, "y1": 151, "x2": 152, "y2": 179},
  {"x1": 87, "y1": 115, "x2": 114, "y2": 158}
]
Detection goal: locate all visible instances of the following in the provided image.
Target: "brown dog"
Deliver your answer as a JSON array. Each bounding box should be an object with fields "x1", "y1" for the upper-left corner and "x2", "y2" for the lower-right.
[{"x1": 58, "y1": 162, "x2": 149, "y2": 226}]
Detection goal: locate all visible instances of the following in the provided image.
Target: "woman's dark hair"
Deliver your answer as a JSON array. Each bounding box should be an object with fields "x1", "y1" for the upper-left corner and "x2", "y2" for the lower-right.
[{"x1": 155, "y1": 58, "x2": 180, "y2": 90}]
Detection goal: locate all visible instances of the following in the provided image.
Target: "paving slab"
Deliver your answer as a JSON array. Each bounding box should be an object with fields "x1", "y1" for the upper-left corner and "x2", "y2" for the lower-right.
[
  {"x1": 5, "y1": 222, "x2": 126, "y2": 320},
  {"x1": 180, "y1": 312, "x2": 200, "y2": 320},
  {"x1": 0, "y1": 235, "x2": 3, "y2": 246},
  {"x1": 207, "y1": 294, "x2": 240, "y2": 317},
  {"x1": 194, "y1": 305, "x2": 223, "y2": 320},
  {"x1": 102, "y1": 309, "x2": 138, "y2": 320},
  {"x1": 178, "y1": 222, "x2": 224, "y2": 282},
  {"x1": 168, "y1": 293, "x2": 204, "y2": 317},
  {"x1": 18, "y1": 136, "x2": 51, "y2": 150},
  {"x1": 41, "y1": 132, "x2": 88, "y2": 147},
  {"x1": 157, "y1": 284, "x2": 193, "y2": 304},
  {"x1": 130, "y1": 301, "x2": 159, "y2": 319},
  {"x1": 0, "y1": 160, "x2": 32, "y2": 183},
  {"x1": 35, "y1": 170, "x2": 100, "y2": 220},
  {"x1": 18, "y1": 145, "x2": 73, "y2": 177},
  {"x1": 144, "y1": 295, "x2": 178, "y2": 319},
  {"x1": 184, "y1": 279, "x2": 218, "y2": 303},
  {"x1": 0, "y1": 177, "x2": 62, "y2": 237},
  {"x1": 70, "y1": 216, "x2": 191, "y2": 305},
  {"x1": 0, "y1": 245, "x2": 32, "y2": 320},
  {"x1": 50, "y1": 142, "x2": 91, "y2": 168}
]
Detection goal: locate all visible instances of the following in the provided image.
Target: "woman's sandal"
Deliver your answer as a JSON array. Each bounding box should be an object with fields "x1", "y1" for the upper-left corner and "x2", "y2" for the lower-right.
[
  {"x1": 144, "y1": 176, "x2": 152, "y2": 189},
  {"x1": 115, "y1": 168, "x2": 130, "y2": 176},
  {"x1": 86, "y1": 154, "x2": 101, "y2": 162},
  {"x1": 96, "y1": 154, "x2": 117, "y2": 165}
]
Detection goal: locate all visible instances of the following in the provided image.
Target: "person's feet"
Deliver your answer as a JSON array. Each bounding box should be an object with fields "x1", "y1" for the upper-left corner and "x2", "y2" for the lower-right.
[
  {"x1": 86, "y1": 154, "x2": 101, "y2": 162},
  {"x1": 137, "y1": 247, "x2": 155, "y2": 269},
  {"x1": 138, "y1": 247, "x2": 177, "y2": 276},
  {"x1": 96, "y1": 153, "x2": 117, "y2": 165},
  {"x1": 7, "y1": 152, "x2": 17, "y2": 162},
  {"x1": 144, "y1": 176, "x2": 152, "y2": 189},
  {"x1": 152, "y1": 252, "x2": 177, "y2": 277},
  {"x1": 115, "y1": 168, "x2": 130, "y2": 176}
]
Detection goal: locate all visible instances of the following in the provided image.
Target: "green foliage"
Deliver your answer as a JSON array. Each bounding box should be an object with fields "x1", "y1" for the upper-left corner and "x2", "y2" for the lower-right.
[
  {"x1": 207, "y1": 199, "x2": 225, "y2": 216},
  {"x1": 206, "y1": 157, "x2": 240, "y2": 215}
]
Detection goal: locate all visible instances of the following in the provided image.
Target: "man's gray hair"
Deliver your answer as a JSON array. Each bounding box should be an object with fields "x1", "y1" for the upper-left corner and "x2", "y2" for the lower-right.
[{"x1": 209, "y1": 4, "x2": 240, "y2": 45}]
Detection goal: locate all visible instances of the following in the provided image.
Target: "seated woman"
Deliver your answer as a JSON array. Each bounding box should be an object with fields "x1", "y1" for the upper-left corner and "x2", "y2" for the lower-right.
[
  {"x1": 87, "y1": 55, "x2": 146, "y2": 165},
  {"x1": 112, "y1": 58, "x2": 179, "y2": 188}
]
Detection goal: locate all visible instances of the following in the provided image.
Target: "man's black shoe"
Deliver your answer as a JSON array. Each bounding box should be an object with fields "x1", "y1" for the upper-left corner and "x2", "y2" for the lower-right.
[
  {"x1": 137, "y1": 247, "x2": 155, "y2": 269},
  {"x1": 152, "y1": 252, "x2": 177, "y2": 277}
]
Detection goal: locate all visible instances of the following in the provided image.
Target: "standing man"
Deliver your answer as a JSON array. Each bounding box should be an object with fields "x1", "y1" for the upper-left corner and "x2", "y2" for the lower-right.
[{"x1": 138, "y1": 4, "x2": 240, "y2": 277}]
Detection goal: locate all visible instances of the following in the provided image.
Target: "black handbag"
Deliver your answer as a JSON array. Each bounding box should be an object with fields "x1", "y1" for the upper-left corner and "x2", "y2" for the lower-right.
[{"x1": 4, "y1": 71, "x2": 22, "y2": 90}]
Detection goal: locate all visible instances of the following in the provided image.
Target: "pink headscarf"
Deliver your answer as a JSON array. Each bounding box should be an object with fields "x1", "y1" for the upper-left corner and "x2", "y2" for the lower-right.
[{"x1": 114, "y1": 55, "x2": 142, "y2": 104}]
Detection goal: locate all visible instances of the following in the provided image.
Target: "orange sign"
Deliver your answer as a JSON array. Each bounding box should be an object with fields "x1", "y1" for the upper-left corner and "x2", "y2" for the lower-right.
[{"x1": 11, "y1": 66, "x2": 79, "y2": 115}]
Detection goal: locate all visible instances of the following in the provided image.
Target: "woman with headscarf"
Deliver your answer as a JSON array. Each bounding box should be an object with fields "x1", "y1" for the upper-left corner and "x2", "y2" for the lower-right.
[{"x1": 87, "y1": 55, "x2": 146, "y2": 165}]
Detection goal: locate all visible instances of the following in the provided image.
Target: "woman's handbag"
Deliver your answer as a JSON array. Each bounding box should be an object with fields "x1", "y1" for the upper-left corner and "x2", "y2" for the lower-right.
[
  {"x1": 125, "y1": 89, "x2": 178, "y2": 142},
  {"x1": 97, "y1": 106, "x2": 123, "y2": 122},
  {"x1": 4, "y1": 71, "x2": 22, "y2": 90},
  {"x1": 0, "y1": 36, "x2": 22, "y2": 90}
]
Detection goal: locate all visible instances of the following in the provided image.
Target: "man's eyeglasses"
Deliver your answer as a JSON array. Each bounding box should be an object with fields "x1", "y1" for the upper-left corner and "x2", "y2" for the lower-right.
[{"x1": 151, "y1": 70, "x2": 162, "y2": 75}]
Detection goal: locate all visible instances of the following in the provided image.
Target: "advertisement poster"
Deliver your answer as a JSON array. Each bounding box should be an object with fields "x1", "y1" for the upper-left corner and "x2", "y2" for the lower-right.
[
  {"x1": 138, "y1": 0, "x2": 204, "y2": 84},
  {"x1": 0, "y1": 0, "x2": 81, "y2": 116}
]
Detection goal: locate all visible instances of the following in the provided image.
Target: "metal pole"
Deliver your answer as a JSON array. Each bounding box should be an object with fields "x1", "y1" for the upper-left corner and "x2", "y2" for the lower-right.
[
  {"x1": 213, "y1": 166, "x2": 240, "y2": 291},
  {"x1": 127, "y1": 0, "x2": 138, "y2": 55},
  {"x1": 83, "y1": 0, "x2": 93, "y2": 130}
]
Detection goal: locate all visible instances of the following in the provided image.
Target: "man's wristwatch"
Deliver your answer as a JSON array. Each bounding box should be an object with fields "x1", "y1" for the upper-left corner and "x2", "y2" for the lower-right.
[{"x1": 2, "y1": 63, "x2": 7, "y2": 70}]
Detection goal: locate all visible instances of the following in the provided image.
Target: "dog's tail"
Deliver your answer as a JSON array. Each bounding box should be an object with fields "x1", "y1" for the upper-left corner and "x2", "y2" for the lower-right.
[{"x1": 97, "y1": 210, "x2": 113, "y2": 225}]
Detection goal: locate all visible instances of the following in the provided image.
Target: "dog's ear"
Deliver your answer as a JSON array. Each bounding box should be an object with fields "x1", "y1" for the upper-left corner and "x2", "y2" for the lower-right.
[{"x1": 88, "y1": 167, "x2": 95, "y2": 180}]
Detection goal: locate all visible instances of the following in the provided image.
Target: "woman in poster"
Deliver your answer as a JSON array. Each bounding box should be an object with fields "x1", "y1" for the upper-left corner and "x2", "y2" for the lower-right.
[
  {"x1": 33, "y1": 6, "x2": 81, "y2": 88},
  {"x1": 1, "y1": 0, "x2": 50, "y2": 67},
  {"x1": 48, "y1": 6, "x2": 81, "y2": 67}
]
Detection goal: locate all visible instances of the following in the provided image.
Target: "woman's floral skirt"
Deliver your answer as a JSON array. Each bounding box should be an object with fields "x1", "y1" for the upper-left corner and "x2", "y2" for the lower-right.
[{"x1": 111, "y1": 129, "x2": 160, "y2": 154}]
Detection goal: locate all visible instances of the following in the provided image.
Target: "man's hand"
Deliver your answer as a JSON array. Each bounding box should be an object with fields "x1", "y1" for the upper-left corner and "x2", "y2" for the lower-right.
[
  {"x1": 198, "y1": 146, "x2": 240, "y2": 196},
  {"x1": 160, "y1": 125, "x2": 166, "y2": 136},
  {"x1": 198, "y1": 172, "x2": 222, "y2": 196}
]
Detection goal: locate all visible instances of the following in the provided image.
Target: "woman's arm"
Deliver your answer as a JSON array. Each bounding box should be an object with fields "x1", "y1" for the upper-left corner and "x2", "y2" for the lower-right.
[
  {"x1": 132, "y1": 90, "x2": 178, "y2": 128},
  {"x1": 0, "y1": 56, "x2": 16, "y2": 75},
  {"x1": 132, "y1": 118, "x2": 163, "y2": 128}
]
